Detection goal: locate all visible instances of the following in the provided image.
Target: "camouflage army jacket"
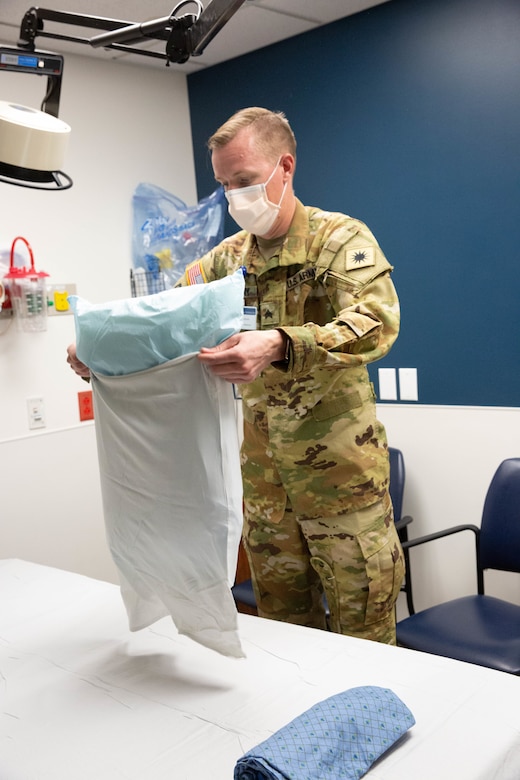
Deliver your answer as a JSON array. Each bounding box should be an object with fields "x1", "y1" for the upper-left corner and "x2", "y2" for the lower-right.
[{"x1": 180, "y1": 199, "x2": 400, "y2": 417}]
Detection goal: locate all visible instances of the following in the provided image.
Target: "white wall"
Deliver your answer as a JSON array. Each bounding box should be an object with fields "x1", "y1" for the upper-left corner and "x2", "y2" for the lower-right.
[
  {"x1": 1, "y1": 53, "x2": 519, "y2": 617},
  {"x1": 1, "y1": 52, "x2": 196, "y2": 583}
]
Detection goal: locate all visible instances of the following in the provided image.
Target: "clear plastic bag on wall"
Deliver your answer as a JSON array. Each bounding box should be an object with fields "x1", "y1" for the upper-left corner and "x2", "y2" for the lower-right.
[{"x1": 132, "y1": 182, "x2": 226, "y2": 293}]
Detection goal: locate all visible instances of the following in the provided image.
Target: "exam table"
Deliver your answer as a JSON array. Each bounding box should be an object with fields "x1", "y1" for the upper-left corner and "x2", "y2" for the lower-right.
[{"x1": 1, "y1": 558, "x2": 519, "y2": 779}]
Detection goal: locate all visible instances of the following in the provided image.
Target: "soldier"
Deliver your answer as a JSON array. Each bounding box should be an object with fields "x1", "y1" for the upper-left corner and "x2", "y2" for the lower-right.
[
  {"x1": 184, "y1": 107, "x2": 404, "y2": 645},
  {"x1": 67, "y1": 106, "x2": 404, "y2": 644}
]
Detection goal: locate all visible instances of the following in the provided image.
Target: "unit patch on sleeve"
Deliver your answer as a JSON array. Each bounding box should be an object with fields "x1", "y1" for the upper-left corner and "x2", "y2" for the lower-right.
[{"x1": 345, "y1": 247, "x2": 375, "y2": 271}]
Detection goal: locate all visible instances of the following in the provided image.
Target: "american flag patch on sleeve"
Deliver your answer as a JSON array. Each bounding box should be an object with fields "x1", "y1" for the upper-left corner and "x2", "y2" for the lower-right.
[{"x1": 186, "y1": 261, "x2": 207, "y2": 285}]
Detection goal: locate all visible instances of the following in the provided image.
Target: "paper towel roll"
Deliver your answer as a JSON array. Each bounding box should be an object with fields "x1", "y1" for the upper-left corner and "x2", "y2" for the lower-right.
[{"x1": 0, "y1": 101, "x2": 70, "y2": 171}]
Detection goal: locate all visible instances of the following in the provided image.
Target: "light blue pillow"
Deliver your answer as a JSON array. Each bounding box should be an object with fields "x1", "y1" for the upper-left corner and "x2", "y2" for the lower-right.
[{"x1": 69, "y1": 269, "x2": 244, "y2": 376}]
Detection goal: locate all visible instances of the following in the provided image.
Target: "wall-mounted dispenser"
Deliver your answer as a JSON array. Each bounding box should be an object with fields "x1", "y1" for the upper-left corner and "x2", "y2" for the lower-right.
[{"x1": 4, "y1": 236, "x2": 49, "y2": 332}]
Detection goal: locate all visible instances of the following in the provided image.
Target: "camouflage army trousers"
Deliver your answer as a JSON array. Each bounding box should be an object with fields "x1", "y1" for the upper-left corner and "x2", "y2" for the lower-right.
[{"x1": 242, "y1": 493, "x2": 405, "y2": 645}]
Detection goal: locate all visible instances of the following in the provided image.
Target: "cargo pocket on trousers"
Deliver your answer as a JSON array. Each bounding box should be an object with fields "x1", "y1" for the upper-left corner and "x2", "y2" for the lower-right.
[{"x1": 357, "y1": 522, "x2": 404, "y2": 626}]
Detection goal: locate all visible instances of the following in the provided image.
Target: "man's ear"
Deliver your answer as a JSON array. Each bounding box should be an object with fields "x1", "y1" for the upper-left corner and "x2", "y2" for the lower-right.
[{"x1": 281, "y1": 153, "x2": 295, "y2": 178}]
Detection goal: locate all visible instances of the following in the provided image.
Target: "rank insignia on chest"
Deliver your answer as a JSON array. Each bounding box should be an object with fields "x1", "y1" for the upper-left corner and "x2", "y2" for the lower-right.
[
  {"x1": 260, "y1": 301, "x2": 280, "y2": 325},
  {"x1": 345, "y1": 246, "x2": 375, "y2": 271}
]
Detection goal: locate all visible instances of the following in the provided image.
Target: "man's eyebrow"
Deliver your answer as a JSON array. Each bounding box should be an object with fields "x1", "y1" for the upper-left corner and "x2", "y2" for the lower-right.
[{"x1": 215, "y1": 168, "x2": 252, "y2": 184}]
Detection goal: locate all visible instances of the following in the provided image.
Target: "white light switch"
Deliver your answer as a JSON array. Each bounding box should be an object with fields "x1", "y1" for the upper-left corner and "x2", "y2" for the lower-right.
[
  {"x1": 399, "y1": 368, "x2": 418, "y2": 401},
  {"x1": 378, "y1": 368, "x2": 397, "y2": 400}
]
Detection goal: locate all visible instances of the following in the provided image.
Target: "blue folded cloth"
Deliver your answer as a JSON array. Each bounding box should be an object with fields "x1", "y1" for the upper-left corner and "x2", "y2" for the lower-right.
[{"x1": 234, "y1": 686, "x2": 415, "y2": 780}]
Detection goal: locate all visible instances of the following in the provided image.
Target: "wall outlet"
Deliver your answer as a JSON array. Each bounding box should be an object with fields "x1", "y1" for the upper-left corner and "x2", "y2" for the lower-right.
[
  {"x1": 399, "y1": 368, "x2": 419, "y2": 401},
  {"x1": 78, "y1": 390, "x2": 94, "y2": 421},
  {"x1": 27, "y1": 397, "x2": 45, "y2": 429},
  {"x1": 378, "y1": 368, "x2": 398, "y2": 400}
]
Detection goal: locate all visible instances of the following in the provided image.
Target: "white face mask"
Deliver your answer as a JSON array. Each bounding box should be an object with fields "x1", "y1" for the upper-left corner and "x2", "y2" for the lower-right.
[{"x1": 225, "y1": 158, "x2": 287, "y2": 236}]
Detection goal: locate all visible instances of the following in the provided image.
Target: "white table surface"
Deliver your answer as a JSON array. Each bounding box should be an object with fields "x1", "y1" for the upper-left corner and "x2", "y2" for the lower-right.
[{"x1": 1, "y1": 558, "x2": 520, "y2": 780}]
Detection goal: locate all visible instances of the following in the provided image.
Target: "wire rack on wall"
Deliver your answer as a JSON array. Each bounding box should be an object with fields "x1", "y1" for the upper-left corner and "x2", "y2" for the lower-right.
[{"x1": 129, "y1": 269, "x2": 170, "y2": 298}]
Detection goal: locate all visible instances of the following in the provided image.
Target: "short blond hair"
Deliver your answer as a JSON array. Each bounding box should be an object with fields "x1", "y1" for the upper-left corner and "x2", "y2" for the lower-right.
[{"x1": 208, "y1": 107, "x2": 297, "y2": 162}]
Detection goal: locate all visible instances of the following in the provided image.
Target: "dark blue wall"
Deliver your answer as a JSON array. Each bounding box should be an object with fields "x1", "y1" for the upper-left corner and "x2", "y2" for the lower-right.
[{"x1": 188, "y1": 0, "x2": 520, "y2": 406}]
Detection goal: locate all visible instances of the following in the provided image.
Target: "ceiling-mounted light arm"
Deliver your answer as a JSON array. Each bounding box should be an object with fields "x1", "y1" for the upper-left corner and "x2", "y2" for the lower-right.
[
  {"x1": 18, "y1": 7, "x2": 174, "y2": 62},
  {"x1": 188, "y1": 0, "x2": 245, "y2": 58},
  {"x1": 17, "y1": 1, "x2": 247, "y2": 66},
  {"x1": 90, "y1": 0, "x2": 247, "y2": 65},
  {"x1": 89, "y1": 14, "x2": 180, "y2": 49},
  {"x1": 166, "y1": 0, "x2": 246, "y2": 63},
  {"x1": 18, "y1": 7, "x2": 148, "y2": 48}
]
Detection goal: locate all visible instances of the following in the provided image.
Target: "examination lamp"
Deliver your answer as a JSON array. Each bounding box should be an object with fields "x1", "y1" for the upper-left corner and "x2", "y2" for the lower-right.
[{"x1": 0, "y1": 46, "x2": 72, "y2": 191}]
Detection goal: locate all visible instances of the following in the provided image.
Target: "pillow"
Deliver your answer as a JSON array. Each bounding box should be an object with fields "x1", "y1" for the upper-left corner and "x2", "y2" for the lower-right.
[
  {"x1": 234, "y1": 686, "x2": 415, "y2": 780},
  {"x1": 69, "y1": 269, "x2": 244, "y2": 376}
]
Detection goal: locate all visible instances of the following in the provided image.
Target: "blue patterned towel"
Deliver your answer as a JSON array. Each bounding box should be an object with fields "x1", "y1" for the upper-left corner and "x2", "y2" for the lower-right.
[{"x1": 234, "y1": 686, "x2": 415, "y2": 780}]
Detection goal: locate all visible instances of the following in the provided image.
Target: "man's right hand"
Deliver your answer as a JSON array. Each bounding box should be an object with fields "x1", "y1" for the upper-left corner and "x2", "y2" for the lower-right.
[{"x1": 67, "y1": 343, "x2": 91, "y2": 378}]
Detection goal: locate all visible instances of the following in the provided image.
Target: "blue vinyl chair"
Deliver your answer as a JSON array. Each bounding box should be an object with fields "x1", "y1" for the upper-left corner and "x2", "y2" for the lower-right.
[
  {"x1": 232, "y1": 446, "x2": 414, "y2": 618},
  {"x1": 396, "y1": 458, "x2": 520, "y2": 675}
]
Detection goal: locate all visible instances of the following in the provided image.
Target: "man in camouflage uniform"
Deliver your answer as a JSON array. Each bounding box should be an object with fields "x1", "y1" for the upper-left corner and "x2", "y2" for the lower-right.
[
  {"x1": 67, "y1": 107, "x2": 403, "y2": 644},
  {"x1": 180, "y1": 107, "x2": 404, "y2": 644}
]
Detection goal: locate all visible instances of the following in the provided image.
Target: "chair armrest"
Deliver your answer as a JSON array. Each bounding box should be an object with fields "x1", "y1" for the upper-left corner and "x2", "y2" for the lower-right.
[
  {"x1": 395, "y1": 514, "x2": 413, "y2": 532},
  {"x1": 400, "y1": 523, "x2": 484, "y2": 601},
  {"x1": 401, "y1": 523, "x2": 479, "y2": 550}
]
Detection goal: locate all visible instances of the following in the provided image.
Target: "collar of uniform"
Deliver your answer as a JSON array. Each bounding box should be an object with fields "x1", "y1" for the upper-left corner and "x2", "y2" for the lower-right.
[
  {"x1": 256, "y1": 234, "x2": 286, "y2": 261},
  {"x1": 280, "y1": 199, "x2": 314, "y2": 264},
  {"x1": 244, "y1": 199, "x2": 310, "y2": 277}
]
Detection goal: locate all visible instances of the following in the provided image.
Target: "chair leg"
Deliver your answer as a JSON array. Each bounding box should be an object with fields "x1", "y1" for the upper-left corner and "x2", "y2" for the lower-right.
[
  {"x1": 397, "y1": 524, "x2": 415, "y2": 616},
  {"x1": 403, "y1": 546, "x2": 415, "y2": 615}
]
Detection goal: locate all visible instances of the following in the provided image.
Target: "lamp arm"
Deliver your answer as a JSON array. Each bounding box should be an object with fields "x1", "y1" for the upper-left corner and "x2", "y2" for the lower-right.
[{"x1": 17, "y1": 1, "x2": 247, "y2": 65}]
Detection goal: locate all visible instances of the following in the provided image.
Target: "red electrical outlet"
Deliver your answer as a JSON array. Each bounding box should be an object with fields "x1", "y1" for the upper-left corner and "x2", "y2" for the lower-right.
[{"x1": 78, "y1": 390, "x2": 94, "y2": 421}]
